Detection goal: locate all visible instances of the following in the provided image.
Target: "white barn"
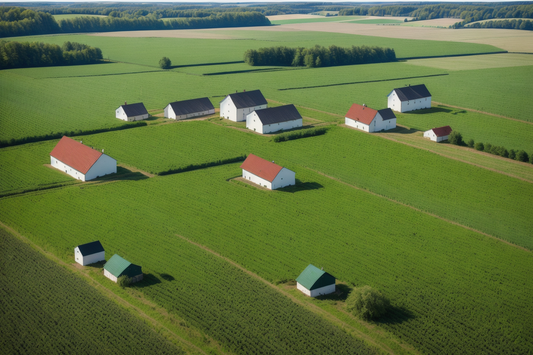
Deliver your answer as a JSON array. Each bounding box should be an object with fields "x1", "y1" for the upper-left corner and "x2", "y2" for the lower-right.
[
  {"x1": 220, "y1": 90, "x2": 267, "y2": 122},
  {"x1": 246, "y1": 104, "x2": 302, "y2": 134},
  {"x1": 345, "y1": 103, "x2": 396, "y2": 132},
  {"x1": 424, "y1": 125, "x2": 453, "y2": 142},
  {"x1": 388, "y1": 84, "x2": 432, "y2": 113},
  {"x1": 50, "y1": 136, "x2": 116, "y2": 181},
  {"x1": 116, "y1": 102, "x2": 149, "y2": 121},
  {"x1": 240, "y1": 154, "x2": 295, "y2": 190},
  {"x1": 104, "y1": 254, "x2": 143, "y2": 284},
  {"x1": 74, "y1": 241, "x2": 105, "y2": 266},
  {"x1": 164, "y1": 97, "x2": 215, "y2": 120},
  {"x1": 296, "y1": 264, "x2": 336, "y2": 297}
]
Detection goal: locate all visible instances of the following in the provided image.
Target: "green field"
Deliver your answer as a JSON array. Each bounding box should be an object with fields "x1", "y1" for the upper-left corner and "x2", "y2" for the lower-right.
[
  {"x1": 0, "y1": 228, "x2": 185, "y2": 354},
  {"x1": 269, "y1": 16, "x2": 358, "y2": 25},
  {"x1": 53, "y1": 14, "x2": 107, "y2": 20},
  {"x1": 345, "y1": 19, "x2": 404, "y2": 24}
]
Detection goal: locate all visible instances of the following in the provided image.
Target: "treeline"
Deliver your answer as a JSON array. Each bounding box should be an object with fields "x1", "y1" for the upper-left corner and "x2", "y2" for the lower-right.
[
  {"x1": 449, "y1": 132, "x2": 531, "y2": 163},
  {"x1": 339, "y1": 3, "x2": 533, "y2": 28},
  {"x1": 272, "y1": 127, "x2": 328, "y2": 142},
  {"x1": 244, "y1": 45, "x2": 396, "y2": 68},
  {"x1": 466, "y1": 19, "x2": 533, "y2": 30},
  {"x1": 0, "y1": 7, "x2": 270, "y2": 37},
  {"x1": 0, "y1": 40, "x2": 102, "y2": 69}
]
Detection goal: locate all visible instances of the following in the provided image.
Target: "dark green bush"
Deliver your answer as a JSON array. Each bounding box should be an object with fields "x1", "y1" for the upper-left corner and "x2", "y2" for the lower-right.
[
  {"x1": 517, "y1": 150, "x2": 529, "y2": 162},
  {"x1": 346, "y1": 285, "x2": 390, "y2": 321},
  {"x1": 448, "y1": 131, "x2": 463, "y2": 145},
  {"x1": 117, "y1": 275, "x2": 131, "y2": 288},
  {"x1": 475, "y1": 142, "x2": 484, "y2": 151},
  {"x1": 467, "y1": 138, "x2": 475, "y2": 148}
]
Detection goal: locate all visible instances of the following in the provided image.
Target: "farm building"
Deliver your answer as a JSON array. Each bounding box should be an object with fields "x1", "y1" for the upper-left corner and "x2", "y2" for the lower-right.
[
  {"x1": 387, "y1": 84, "x2": 432, "y2": 112},
  {"x1": 246, "y1": 104, "x2": 303, "y2": 134},
  {"x1": 74, "y1": 241, "x2": 105, "y2": 266},
  {"x1": 296, "y1": 264, "x2": 336, "y2": 297},
  {"x1": 424, "y1": 125, "x2": 453, "y2": 142},
  {"x1": 116, "y1": 102, "x2": 149, "y2": 121},
  {"x1": 50, "y1": 136, "x2": 116, "y2": 181},
  {"x1": 240, "y1": 154, "x2": 295, "y2": 190},
  {"x1": 345, "y1": 103, "x2": 396, "y2": 132},
  {"x1": 164, "y1": 97, "x2": 215, "y2": 120},
  {"x1": 220, "y1": 90, "x2": 267, "y2": 122},
  {"x1": 104, "y1": 254, "x2": 143, "y2": 283}
]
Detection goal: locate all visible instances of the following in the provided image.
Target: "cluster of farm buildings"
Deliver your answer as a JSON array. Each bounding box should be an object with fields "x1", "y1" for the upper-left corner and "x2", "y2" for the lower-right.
[{"x1": 54, "y1": 83, "x2": 452, "y2": 295}]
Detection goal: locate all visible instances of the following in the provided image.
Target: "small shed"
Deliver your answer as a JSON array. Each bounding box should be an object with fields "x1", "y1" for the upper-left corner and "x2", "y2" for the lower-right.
[
  {"x1": 219, "y1": 90, "x2": 267, "y2": 122},
  {"x1": 74, "y1": 241, "x2": 105, "y2": 266},
  {"x1": 296, "y1": 264, "x2": 336, "y2": 297},
  {"x1": 246, "y1": 104, "x2": 302, "y2": 134},
  {"x1": 116, "y1": 102, "x2": 149, "y2": 121},
  {"x1": 424, "y1": 125, "x2": 453, "y2": 142},
  {"x1": 50, "y1": 136, "x2": 117, "y2": 181},
  {"x1": 387, "y1": 84, "x2": 432, "y2": 112},
  {"x1": 345, "y1": 103, "x2": 396, "y2": 132},
  {"x1": 164, "y1": 97, "x2": 215, "y2": 120},
  {"x1": 240, "y1": 154, "x2": 295, "y2": 190},
  {"x1": 104, "y1": 254, "x2": 143, "y2": 283}
]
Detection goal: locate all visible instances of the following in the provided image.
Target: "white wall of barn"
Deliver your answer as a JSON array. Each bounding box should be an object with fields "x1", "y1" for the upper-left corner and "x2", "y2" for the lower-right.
[
  {"x1": 116, "y1": 107, "x2": 148, "y2": 121},
  {"x1": 220, "y1": 97, "x2": 266, "y2": 122},
  {"x1": 297, "y1": 282, "x2": 336, "y2": 297},
  {"x1": 242, "y1": 169, "x2": 272, "y2": 190},
  {"x1": 424, "y1": 130, "x2": 448, "y2": 142},
  {"x1": 271, "y1": 168, "x2": 295, "y2": 189},
  {"x1": 345, "y1": 117, "x2": 370, "y2": 132},
  {"x1": 388, "y1": 92, "x2": 431, "y2": 113},
  {"x1": 263, "y1": 119, "x2": 303, "y2": 134},
  {"x1": 85, "y1": 155, "x2": 117, "y2": 181},
  {"x1": 51, "y1": 157, "x2": 86, "y2": 181},
  {"x1": 74, "y1": 248, "x2": 105, "y2": 266},
  {"x1": 104, "y1": 269, "x2": 118, "y2": 283}
]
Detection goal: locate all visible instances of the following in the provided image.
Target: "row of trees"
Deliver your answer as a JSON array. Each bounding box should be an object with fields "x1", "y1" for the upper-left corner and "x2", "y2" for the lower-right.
[
  {"x1": 0, "y1": 7, "x2": 270, "y2": 37},
  {"x1": 244, "y1": 45, "x2": 396, "y2": 68},
  {"x1": 0, "y1": 40, "x2": 102, "y2": 69},
  {"x1": 465, "y1": 19, "x2": 533, "y2": 31},
  {"x1": 449, "y1": 131, "x2": 531, "y2": 163}
]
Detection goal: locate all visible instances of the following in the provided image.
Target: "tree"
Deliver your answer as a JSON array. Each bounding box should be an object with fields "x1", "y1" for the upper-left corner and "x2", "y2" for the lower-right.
[
  {"x1": 475, "y1": 142, "x2": 484, "y2": 151},
  {"x1": 346, "y1": 285, "x2": 390, "y2": 320},
  {"x1": 517, "y1": 150, "x2": 529, "y2": 162},
  {"x1": 467, "y1": 138, "x2": 474, "y2": 148},
  {"x1": 159, "y1": 56, "x2": 171, "y2": 69},
  {"x1": 448, "y1": 131, "x2": 463, "y2": 145},
  {"x1": 117, "y1": 275, "x2": 131, "y2": 288},
  {"x1": 509, "y1": 149, "x2": 516, "y2": 160}
]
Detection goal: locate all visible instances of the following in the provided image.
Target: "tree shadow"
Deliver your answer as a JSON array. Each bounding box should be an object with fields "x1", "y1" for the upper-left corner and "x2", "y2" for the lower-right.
[
  {"x1": 315, "y1": 283, "x2": 352, "y2": 301},
  {"x1": 159, "y1": 273, "x2": 175, "y2": 282},
  {"x1": 131, "y1": 273, "x2": 161, "y2": 288},
  {"x1": 170, "y1": 60, "x2": 243, "y2": 69},
  {"x1": 374, "y1": 305, "x2": 416, "y2": 325},
  {"x1": 277, "y1": 179, "x2": 323, "y2": 193}
]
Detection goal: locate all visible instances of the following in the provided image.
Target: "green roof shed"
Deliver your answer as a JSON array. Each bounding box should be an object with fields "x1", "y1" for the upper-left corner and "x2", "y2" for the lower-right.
[
  {"x1": 104, "y1": 254, "x2": 143, "y2": 283},
  {"x1": 296, "y1": 264, "x2": 336, "y2": 297}
]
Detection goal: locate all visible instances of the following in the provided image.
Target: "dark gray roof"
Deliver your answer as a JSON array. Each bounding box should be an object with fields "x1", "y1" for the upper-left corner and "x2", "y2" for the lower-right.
[
  {"x1": 391, "y1": 84, "x2": 431, "y2": 101},
  {"x1": 378, "y1": 108, "x2": 396, "y2": 121},
  {"x1": 77, "y1": 241, "x2": 104, "y2": 256},
  {"x1": 168, "y1": 97, "x2": 214, "y2": 116},
  {"x1": 227, "y1": 90, "x2": 267, "y2": 109},
  {"x1": 119, "y1": 103, "x2": 148, "y2": 117},
  {"x1": 254, "y1": 104, "x2": 302, "y2": 125}
]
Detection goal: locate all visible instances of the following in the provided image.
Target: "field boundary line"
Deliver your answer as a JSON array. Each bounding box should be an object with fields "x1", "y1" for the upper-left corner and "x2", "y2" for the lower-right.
[
  {"x1": 305, "y1": 166, "x2": 530, "y2": 252},
  {"x1": 0, "y1": 221, "x2": 213, "y2": 355},
  {"x1": 432, "y1": 102, "x2": 533, "y2": 125},
  {"x1": 175, "y1": 234, "x2": 407, "y2": 355}
]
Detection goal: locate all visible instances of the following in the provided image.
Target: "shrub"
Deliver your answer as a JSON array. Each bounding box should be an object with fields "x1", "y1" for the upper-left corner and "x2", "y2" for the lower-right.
[
  {"x1": 517, "y1": 150, "x2": 529, "y2": 162},
  {"x1": 448, "y1": 131, "x2": 463, "y2": 145},
  {"x1": 117, "y1": 275, "x2": 131, "y2": 288},
  {"x1": 272, "y1": 127, "x2": 328, "y2": 143},
  {"x1": 159, "y1": 57, "x2": 171, "y2": 69},
  {"x1": 484, "y1": 143, "x2": 492, "y2": 153},
  {"x1": 467, "y1": 138, "x2": 474, "y2": 148},
  {"x1": 475, "y1": 142, "x2": 484, "y2": 151},
  {"x1": 346, "y1": 285, "x2": 390, "y2": 321},
  {"x1": 501, "y1": 149, "x2": 509, "y2": 158},
  {"x1": 509, "y1": 149, "x2": 516, "y2": 160}
]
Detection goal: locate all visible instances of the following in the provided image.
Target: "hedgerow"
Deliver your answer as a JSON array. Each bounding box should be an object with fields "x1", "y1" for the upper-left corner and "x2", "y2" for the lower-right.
[{"x1": 271, "y1": 127, "x2": 328, "y2": 142}]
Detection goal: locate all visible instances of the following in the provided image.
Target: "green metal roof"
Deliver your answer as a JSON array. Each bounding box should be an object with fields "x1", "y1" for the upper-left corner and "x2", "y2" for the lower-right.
[
  {"x1": 104, "y1": 254, "x2": 141, "y2": 278},
  {"x1": 296, "y1": 264, "x2": 335, "y2": 290}
]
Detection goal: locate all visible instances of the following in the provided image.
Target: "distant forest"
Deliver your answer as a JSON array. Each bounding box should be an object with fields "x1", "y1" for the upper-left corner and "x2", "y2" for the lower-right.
[
  {"x1": 0, "y1": 40, "x2": 102, "y2": 69},
  {"x1": 0, "y1": 7, "x2": 270, "y2": 37},
  {"x1": 244, "y1": 45, "x2": 396, "y2": 68}
]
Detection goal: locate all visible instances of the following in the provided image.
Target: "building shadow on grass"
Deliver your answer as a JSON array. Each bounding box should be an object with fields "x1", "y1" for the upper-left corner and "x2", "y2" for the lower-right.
[
  {"x1": 159, "y1": 273, "x2": 175, "y2": 282},
  {"x1": 278, "y1": 179, "x2": 323, "y2": 193},
  {"x1": 132, "y1": 273, "x2": 162, "y2": 288},
  {"x1": 315, "y1": 283, "x2": 352, "y2": 301},
  {"x1": 386, "y1": 126, "x2": 420, "y2": 135},
  {"x1": 407, "y1": 106, "x2": 454, "y2": 115},
  {"x1": 374, "y1": 305, "x2": 415, "y2": 325},
  {"x1": 85, "y1": 260, "x2": 106, "y2": 269},
  {"x1": 96, "y1": 167, "x2": 150, "y2": 182}
]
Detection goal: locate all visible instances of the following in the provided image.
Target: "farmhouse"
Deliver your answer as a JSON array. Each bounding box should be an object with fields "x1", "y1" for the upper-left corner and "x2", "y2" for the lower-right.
[
  {"x1": 74, "y1": 241, "x2": 105, "y2": 266},
  {"x1": 104, "y1": 254, "x2": 143, "y2": 283},
  {"x1": 220, "y1": 90, "x2": 267, "y2": 122},
  {"x1": 246, "y1": 104, "x2": 303, "y2": 134},
  {"x1": 387, "y1": 84, "x2": 432, "y2": 112},
  {"x1": 424, "y1": 125, "x2": 453, "y2": 142},
  {"x1": 164, "y1": 97, "x2": 215, "y2": 120},
  {"x1": 345, "y1": 103, "x2": 396, "y2": 132},
  {"x1": 116, "y1": 102, "x2": 149, "y2": 121},
  {"x1": 240, "y1": 154, "x2": 295, "y2": 190},
  {"x1": 50, "y1": 136, "x2": 117, "y2": 181},
  {"x1": 296, "y1": 264, "x2": 336, "y2": 297}
]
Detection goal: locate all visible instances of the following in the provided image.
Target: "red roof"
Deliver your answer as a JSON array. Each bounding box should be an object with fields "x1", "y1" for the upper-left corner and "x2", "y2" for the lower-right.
[
  {"x1": 50, "y1": 136, "x2": 103, "y2": 174},
  {"x1": 345, "y1": 104, "x2": 378, "y2": 125},
  {"x1": 431, "y1": 126, "x2": 452, "y2": 137},
  {"x1": 240, "y1": 154, "x2": 283, "y2": 182}
]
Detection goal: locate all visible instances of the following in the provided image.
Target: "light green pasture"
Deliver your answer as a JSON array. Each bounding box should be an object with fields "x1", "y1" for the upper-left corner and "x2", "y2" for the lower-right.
[
  {"x1": 0, "y1": 162, "x2": 531, "y2": 355},
  {"x1": 407, "y1": 53, "x2": 533, "y2": 71}
]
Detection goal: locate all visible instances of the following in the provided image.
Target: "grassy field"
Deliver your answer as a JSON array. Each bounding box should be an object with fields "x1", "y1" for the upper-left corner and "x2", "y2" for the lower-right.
[
  {"x1": 0, "y1": 163, "x2": 531, "y2": 355},
  {"x1": 406, "y1": 53, "x2": 533, "y2": 71},
  {"x1": 0, "y1": 228, "x2": 185, "y2": 355}
]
